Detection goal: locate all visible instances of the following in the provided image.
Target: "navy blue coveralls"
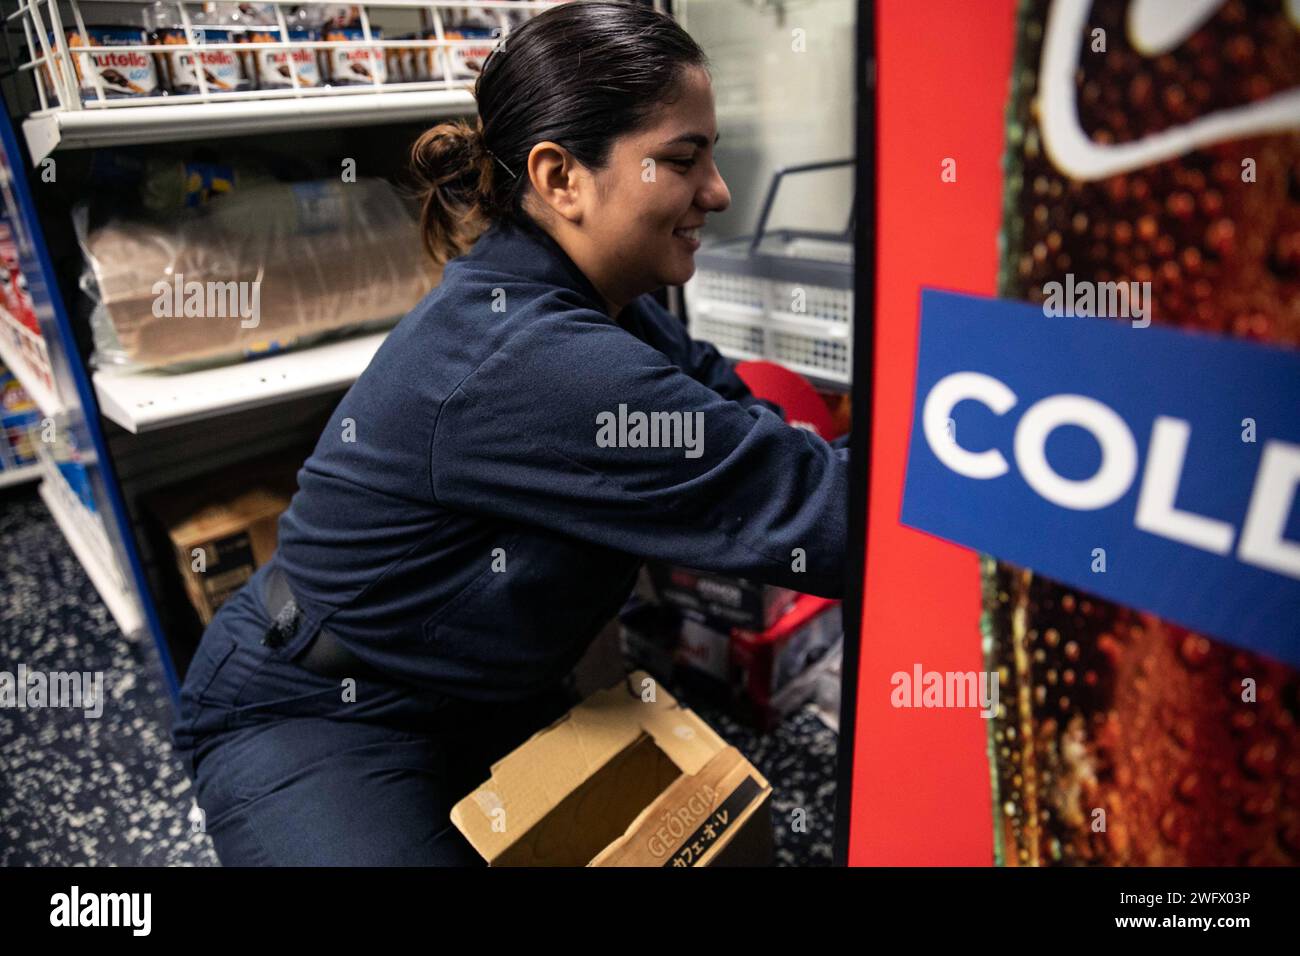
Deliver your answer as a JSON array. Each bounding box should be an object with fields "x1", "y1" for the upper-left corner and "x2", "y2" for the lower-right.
[{"x1": 172, "y1": 214, "x2": 850, "y2": 865}]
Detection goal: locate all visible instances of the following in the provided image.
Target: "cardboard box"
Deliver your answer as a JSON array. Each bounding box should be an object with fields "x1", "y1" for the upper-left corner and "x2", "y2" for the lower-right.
[
  {"x1": 618, "y1": 601, "x2": 736, "y2": 711},
  {"x1": 646, "y1": 562, "x2": 797, "y2": 631},
  {"x1": 154, "y1": 472, "x2": 294, "y2": 624},
  {"x1": 451, "y1": 671, "x2": 774, "y2": 867}
]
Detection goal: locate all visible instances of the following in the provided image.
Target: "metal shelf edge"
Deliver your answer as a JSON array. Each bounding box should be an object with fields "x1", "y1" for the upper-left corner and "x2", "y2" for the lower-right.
[
  {"x1": 92, "y1": 330, "x2": 390, "y2": 433},
  {"x1": 0, "y1": 462, "x2": 41, "y2": 488},
  {"x1": 21, "y1": 89, "x2": 476, "y2": 162},
  {"x1": 37, "y1": 478, "x2": 145, "y2": 639}
]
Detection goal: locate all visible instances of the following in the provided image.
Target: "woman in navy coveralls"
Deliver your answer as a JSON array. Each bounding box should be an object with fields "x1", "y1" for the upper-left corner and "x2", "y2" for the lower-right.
[{"x1": 172, "y1": 1, "x2": 850, "y2": 865}]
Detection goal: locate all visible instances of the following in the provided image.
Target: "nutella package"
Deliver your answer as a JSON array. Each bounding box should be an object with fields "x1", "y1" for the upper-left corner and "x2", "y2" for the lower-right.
[
  {"x1": 44, "y1": 26, "x2": 159, "y2": 102},
  {"x1": 386, "y1": 34, "x2": 431, "y2": 84},
  {"x1": 244, "y1": 28, "x2": 321, "y2": 88},
  {"x1": 323, "y1": 26, "x2": 386, "y2": 85},
  {"x1": 443, "y1": 21, "x2": 496, "y2": 80},
  {"x1": 155, "y1": 26, "x2": 250, "y2": 94}
]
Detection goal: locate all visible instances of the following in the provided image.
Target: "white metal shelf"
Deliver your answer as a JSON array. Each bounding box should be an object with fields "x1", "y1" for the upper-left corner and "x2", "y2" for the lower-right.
[
  {"x1": 22, "y1": 88, "x2": 476, "y2": 160},
  {"x1": 0, "y1": 461, "x2": 40, "y2": 487},
  {"x1": 9, "y1": 0, "x2": 569, "y2": 161},
  {"x1": 93, "y1": 328, "x2": 390, "y2": 433},
  {"x1": 38, "y1": 472, "x2": 144, "y2": 639}
]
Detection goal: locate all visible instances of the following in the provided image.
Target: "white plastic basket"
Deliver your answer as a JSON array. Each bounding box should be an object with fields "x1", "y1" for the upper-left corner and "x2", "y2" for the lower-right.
[{"x1": 686, "y1": 158, "x2": 854, "y2": 387}]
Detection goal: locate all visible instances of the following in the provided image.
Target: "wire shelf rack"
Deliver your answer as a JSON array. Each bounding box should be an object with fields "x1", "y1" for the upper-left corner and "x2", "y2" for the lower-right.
[{"x1": 3, "y1": 1, "x2": 569, "y2": 158}]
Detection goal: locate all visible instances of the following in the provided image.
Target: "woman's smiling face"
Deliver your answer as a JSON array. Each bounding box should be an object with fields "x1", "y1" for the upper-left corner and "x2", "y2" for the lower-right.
[{"x1": 524, "y1": 65, "x2": 731, "y2": 316}]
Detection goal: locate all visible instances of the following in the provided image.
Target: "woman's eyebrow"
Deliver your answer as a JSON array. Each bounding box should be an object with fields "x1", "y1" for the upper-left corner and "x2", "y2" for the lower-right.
[{"x1": 659, "y1": 132, "x2": 721, "y2": 148}]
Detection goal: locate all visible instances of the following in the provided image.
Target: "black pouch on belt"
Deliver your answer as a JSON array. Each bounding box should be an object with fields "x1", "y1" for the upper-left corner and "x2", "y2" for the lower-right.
[{"x1": 260, "y1": 563, "x2": 387, "y2": 682}]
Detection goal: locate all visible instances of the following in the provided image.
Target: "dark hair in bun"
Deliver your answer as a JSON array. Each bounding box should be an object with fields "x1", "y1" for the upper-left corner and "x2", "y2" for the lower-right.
[{"x1": 408, "y1": 0, "x2": 708, "y2": 265}]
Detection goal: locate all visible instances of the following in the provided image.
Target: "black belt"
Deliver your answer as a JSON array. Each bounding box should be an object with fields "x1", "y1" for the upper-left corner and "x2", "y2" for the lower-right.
[{"x1": 260, "y1": 563, "x2": 388, "y2": 682}]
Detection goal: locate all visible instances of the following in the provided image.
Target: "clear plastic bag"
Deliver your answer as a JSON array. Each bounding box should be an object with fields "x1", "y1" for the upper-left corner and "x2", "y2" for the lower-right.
[{"x1": 77, "y1": 177, "x2": 439, "y2": 370}]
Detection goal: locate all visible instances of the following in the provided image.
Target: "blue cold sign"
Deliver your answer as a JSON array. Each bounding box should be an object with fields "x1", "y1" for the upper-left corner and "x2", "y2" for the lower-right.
[{"x1": 901, "y1": 289, "x2": 1300, "y2": 666}]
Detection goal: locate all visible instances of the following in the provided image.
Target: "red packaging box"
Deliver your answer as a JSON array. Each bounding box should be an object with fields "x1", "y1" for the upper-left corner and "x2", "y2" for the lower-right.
[{"x1": 731, "y1": 594, "x2": 843, "y2": 731}]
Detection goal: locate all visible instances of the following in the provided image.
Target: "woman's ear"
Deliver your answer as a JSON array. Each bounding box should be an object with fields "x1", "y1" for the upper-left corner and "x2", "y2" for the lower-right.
[{"x1": 526, "y1": 141, "x2": 589, "y2": 225}]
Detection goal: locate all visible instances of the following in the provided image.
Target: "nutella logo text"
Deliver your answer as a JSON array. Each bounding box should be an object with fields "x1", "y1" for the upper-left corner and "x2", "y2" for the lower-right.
[{"x1": 86, "y1": 51, "x2": 151, "y2": 69}]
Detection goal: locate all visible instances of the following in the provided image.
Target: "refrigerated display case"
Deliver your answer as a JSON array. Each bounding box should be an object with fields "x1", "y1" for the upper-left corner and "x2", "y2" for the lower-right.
[
  {"x1": 672, "y1": 0, "x2": 855, "y2": 241},
  {"x1": 674, "y1": 0, "x2": 855, "y2": 389},
  {"x1": 685, "y1": 158, "x2": 854, "y2": 389}
]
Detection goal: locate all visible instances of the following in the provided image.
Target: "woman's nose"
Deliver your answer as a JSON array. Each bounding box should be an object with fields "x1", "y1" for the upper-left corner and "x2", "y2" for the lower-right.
[{"x1": 700, "y1": 161, "x2": 731, "y2": 213}]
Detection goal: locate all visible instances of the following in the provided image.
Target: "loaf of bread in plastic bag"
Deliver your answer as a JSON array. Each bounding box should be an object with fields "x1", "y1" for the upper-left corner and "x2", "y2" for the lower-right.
[{"x1": 79, "y1": 177, "x2": 440, "y2": 369}]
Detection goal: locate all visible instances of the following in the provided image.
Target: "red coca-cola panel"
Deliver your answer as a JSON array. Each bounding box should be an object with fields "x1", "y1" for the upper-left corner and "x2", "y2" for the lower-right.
[
  {"x1": 845, "y1": 0, "x2": 1016, "y2": 865},
  {"x1": 847, "y1": 0, "x2": 1300, "y2": 866}
]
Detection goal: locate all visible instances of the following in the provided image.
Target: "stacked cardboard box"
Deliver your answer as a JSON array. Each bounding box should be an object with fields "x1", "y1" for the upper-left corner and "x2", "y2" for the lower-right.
[
  {"x1": 622, "y1": 564, "x2": 844, "y2": 731},
  {"x1": 645, "y1": 562, "x2": 797, "y2": 631}
]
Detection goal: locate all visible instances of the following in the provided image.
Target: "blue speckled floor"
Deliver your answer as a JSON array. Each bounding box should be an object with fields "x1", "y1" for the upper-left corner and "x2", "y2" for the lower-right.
[
  {"x1": 0, "y1": 484, "x2": 838, "y2": 866},
  {"x1": 680, "y1": 692, "x2": 840, "y2": 867},
  {"x1": 0, "y1": 485, "x2": 218, "y2": 866}
]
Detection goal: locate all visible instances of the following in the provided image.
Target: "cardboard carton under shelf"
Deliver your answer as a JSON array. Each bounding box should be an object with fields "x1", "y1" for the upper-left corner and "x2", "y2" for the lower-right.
[
  {"x1": 152, "y1": 462, "x2": 297, "y2": 624},
  {"x1": 451, "y1": 670, "x2": 774, "y2": 867}
]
